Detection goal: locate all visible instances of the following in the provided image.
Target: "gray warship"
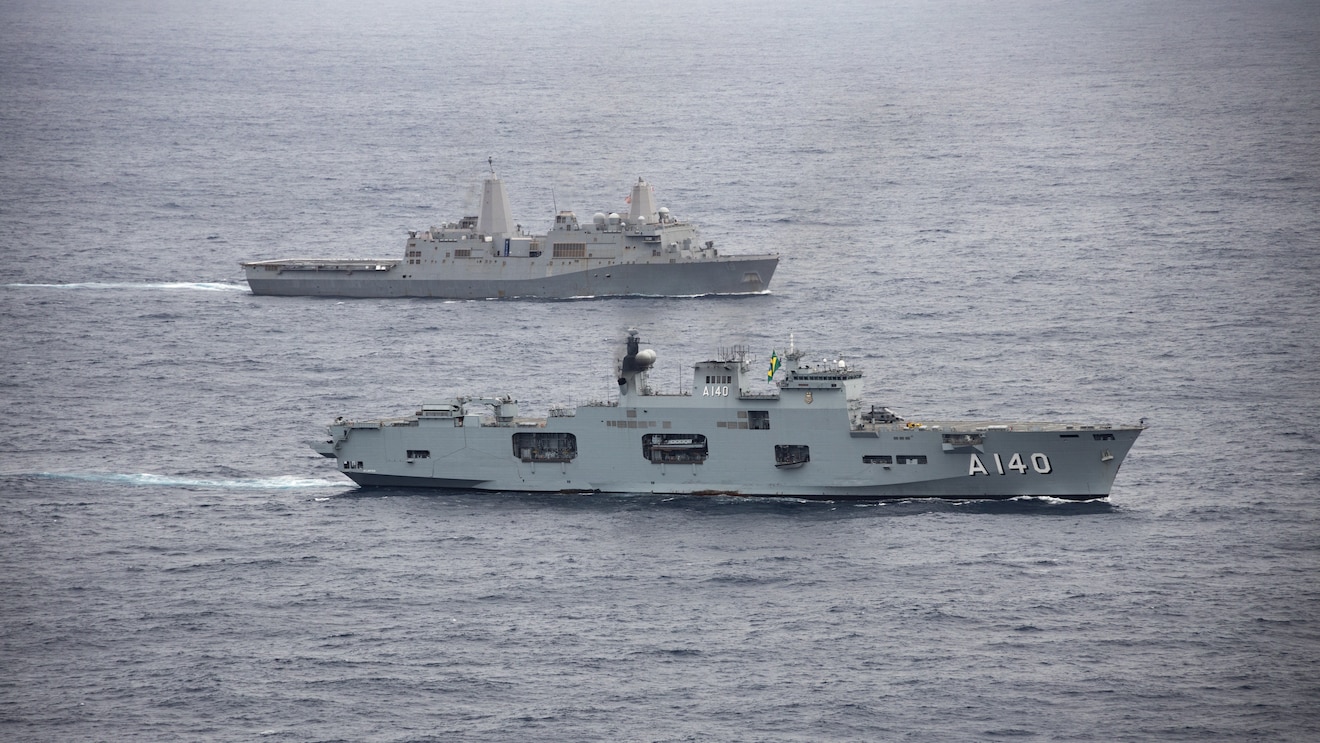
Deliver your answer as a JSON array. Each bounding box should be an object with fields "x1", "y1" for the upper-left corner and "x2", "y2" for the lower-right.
[
  {"x1": 242, "y1": 168, "x2": 777, "y2": 299},
  {"x1": 311, "y1": 332, "x2": 1144, "y2": 500}
]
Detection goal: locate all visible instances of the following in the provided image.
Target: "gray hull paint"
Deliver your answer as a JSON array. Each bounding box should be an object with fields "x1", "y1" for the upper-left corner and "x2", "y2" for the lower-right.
[
  {"x1": 336, "y1": 425, "x2": 1139, "y2": 501},
  {"x1": 242, "y1": 173, "x2": 778, "y2": 299},
  {"x1": 316, "y1": 335, "x2": 1143, "y2": 501},
  {"x1": 247, "y1": 256, "x2": 777, "y2": 299}
]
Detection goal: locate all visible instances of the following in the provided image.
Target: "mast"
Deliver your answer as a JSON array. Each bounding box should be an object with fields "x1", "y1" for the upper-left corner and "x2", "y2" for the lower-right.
[
  {"x1": 477, "y1": 159, "x2": 515, "y2": 236},
  {"x1": 617, "y1": 329, "x2": 657, "y2": 399},
  {"x1": 627, "y1": 177, "x2": 658, "y2": 225}
]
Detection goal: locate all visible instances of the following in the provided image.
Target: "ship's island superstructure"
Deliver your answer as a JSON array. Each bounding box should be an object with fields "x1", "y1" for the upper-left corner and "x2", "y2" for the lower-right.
[
  {"x1": 311, "y1": 332, "x2": 1144, "y2": 501},
  {"x1": 242, "y1": 169, "x2": 777, "y2": 299}
]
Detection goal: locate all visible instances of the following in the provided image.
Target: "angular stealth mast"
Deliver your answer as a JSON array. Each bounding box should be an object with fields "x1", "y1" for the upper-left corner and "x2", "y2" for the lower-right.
[
  {"x1": 627, "y1": 177, "x2": 658, "y2": 225},
  {"x1": 477, "y1": 158, "x2": 515, "y2": 236}
]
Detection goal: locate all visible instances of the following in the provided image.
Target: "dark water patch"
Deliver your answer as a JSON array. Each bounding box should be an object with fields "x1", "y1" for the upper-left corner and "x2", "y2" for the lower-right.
[{"x1": 701, "y1": 573, "x2": 787, "y2": 586}]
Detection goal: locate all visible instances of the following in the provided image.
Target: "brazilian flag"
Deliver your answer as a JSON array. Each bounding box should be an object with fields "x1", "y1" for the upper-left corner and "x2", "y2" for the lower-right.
[{"x1": 767, "y1": 350, "x2": 781, "y2": 381}]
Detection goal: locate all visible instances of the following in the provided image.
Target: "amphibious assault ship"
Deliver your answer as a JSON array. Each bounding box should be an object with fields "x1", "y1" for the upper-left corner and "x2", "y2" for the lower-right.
[
  {"x1": 242, "y1": 168, "x2": 777, "y2": 299},
  {"x1": 311, "y1": 332, "x2": 1144, "y2": 500}
]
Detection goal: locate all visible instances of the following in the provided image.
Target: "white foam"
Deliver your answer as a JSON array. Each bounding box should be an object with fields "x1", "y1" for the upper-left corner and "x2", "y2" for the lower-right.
[
  {"x1": 6, "y1": 281, "x2": 247, "y2": 292},
  {"x1": 29, "y1": 471, "x2": 345, "y2": 490}
]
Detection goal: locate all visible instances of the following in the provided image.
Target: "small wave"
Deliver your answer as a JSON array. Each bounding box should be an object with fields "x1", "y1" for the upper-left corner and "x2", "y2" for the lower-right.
[
  {"x1": 5, "y1": 281, "x2": 247, "y2": 292},
  {"x1": 946, "y1": 494, "x2": 1087, "y2": 506},
  {"x1": 947, "y1": 496, "x2": 1117, "y2": 515},
  {"x1": 1009, "y1": 495, "x2": 1077, "y2": 504},
  {"x1": 25, "y1": 472, "x2": 344, "y2": 490}
]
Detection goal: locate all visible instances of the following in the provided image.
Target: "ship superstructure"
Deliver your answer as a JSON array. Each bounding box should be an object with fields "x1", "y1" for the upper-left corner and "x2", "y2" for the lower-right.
[
  {"x1": 311, "y1": 332, "x2": 1143, "y2": 500},
  {"x1": 242, "y1": 169, "x2": 777, "y2": 299}
]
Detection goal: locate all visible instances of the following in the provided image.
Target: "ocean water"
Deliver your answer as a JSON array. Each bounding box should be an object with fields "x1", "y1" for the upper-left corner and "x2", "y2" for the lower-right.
[{"x1": 3, "y1": 0, "x2": 1319, "y2": 740}]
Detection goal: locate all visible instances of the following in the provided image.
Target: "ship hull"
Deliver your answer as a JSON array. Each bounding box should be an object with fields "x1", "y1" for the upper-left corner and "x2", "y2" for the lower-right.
[
  {"x1": 245, "y1": 254, "x2": 777, "y2": 299},
  {"x1": 313, "y1": 333, "x2": 1142, "y2": 501},
  {"x1": 243, "y1": 174, "x2": 778, "y2": 299},
  {"x1": 322, "y1": 412, "x2": 1141, "y2": 501},
  {"x1": 338, "y1": 474, "x2": 1125, "y2": 502}
]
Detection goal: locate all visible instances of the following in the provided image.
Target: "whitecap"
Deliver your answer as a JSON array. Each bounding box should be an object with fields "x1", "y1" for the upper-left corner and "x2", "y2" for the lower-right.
[
  {"x1": 5, "y1": 281, "x2": 248, "y2": 292},
  {"x1": 28, "y1": 471, "x2": 344, "y2": 490}
]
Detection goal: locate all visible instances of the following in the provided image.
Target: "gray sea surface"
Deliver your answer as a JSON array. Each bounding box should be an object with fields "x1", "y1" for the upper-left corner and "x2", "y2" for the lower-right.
[{"x1": 3, "y1": 0, "x2": 1319, "y2": 740}]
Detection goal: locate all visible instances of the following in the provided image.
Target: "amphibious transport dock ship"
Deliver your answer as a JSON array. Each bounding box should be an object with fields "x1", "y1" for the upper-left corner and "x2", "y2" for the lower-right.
[
  {"x1": 311, "y1": 332, "x2": 1144, "y2": 500},
  {"x1": 242, "y1": 170, "x2": 778, "y2": 299}
]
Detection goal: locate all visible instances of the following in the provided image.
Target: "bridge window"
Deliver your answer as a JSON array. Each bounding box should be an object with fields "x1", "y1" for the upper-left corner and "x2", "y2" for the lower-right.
[{"x1": 406, "y1": 450, "x2": 430, "y2": 459}]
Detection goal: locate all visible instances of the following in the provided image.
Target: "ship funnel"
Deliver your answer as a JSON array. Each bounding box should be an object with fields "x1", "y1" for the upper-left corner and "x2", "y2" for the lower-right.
[
  {"x1": 627, "y1": 177, "x2": 658, "y2": 224},
  {"x1": 477, "y1": 173, "x2": 515, "y2": 235}
]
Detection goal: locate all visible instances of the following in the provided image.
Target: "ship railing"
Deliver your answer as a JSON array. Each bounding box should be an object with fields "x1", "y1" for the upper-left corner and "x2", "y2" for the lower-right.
[
  {"x1": 849, "y1": 419, "x2": 1136, "y2": 434},
  {"x1": 245, "y1": 258, "x2": 400, "y2": 271},
  {"x1": 336, "y1": 415, "x2": 414, "y2": 429}
]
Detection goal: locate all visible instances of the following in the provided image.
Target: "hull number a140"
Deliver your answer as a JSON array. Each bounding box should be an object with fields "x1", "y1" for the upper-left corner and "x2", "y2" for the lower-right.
[{"x1": 969, "y1": 453, "x2": 1052, "y2": 475}]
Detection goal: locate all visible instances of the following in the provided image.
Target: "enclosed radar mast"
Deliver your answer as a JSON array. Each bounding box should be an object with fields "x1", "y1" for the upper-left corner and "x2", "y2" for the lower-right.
[
  {"x1": 617, "y1": 329, "x2": 657, "y2": 398},
  {"x1": 477, "y1": 157, "x2": 515, "y2": 236},
  {"x1": 627, "y1": 177, "x2": 659, "y2": 225}
]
